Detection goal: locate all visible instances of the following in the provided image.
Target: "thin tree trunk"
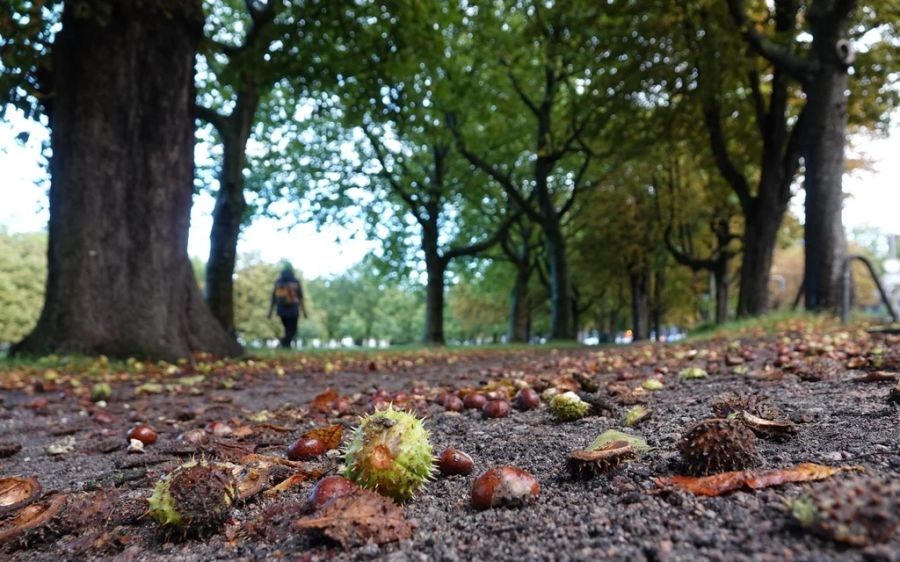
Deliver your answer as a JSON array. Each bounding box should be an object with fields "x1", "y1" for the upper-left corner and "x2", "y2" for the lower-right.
[
  {"x1": 14, "y1": 1, "x2": 240, "y2": 360},
  {"x1": 544, "y1": 222, "x2": 574, "y2": 340},
  {"x1": 508, "y1": 257, "x2": 530, "y2": 343},
  {"x1": 651, "y1": 268, "x2": 665, "y2": 340},
  {"x1": 630, "y1": 271, "x2": 650, "y2": 342},
  {"x1": 204, "y1": 91, "x2": 258, "y2": 334},
  {"x1": 422, "y1": 224, "x2": 446, "y2": 345},
  {"x1": 714, "y1": 258, "x2": 729, "y2": 324}
]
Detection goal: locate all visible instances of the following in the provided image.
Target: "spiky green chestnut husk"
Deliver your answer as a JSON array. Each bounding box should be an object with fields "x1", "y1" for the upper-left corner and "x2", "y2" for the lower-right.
[
  {"x1": 341, "y1": 406, "x2": 435, "y2": 501},
  {"x1": 147, "y1": 460, "x2": 236, "y2": 531},
  {"x1": 549, "y1": 391, "x2": 589, "y2": 421},
  {"x1": 790, "y1": 475, "x2": 900, "y2": 546}
]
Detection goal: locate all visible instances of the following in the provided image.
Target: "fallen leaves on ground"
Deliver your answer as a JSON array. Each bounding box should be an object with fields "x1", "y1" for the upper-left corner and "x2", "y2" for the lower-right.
[
  {"x1": 302, "y1": 424, "x2": 344, "y2": 450},
  {"x1": 312, "y1": 388, "x2": 340, "y2": 412},
  {"x1": 263, "y1": 469, "x2": 325, "y2": 497},
  {"x1": 296, "y1": 488, "x2": 412, "y2": 547},
  {"x1": 655, "y1": 463, "x2": 864, "y2": 497}
]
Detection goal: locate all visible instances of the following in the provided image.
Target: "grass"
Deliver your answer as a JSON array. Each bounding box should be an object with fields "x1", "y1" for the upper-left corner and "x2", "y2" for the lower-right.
[{"x1": 686, "y1": 310, "x2": 846, "y2": 341}]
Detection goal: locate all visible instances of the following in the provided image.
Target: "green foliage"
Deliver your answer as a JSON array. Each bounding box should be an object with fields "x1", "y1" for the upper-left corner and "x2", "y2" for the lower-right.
[{"x1": 0, "y1": 229, "x2": 46, "y2": 344}]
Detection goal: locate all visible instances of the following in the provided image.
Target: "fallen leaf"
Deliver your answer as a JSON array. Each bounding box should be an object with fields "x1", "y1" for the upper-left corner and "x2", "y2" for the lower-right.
[
  {"x1": 851, "y1": 371, "x2": 897, "y2": 383},
  {"x1": 232, "y1": 425, "x2": 254, "y2": 438},
  {"x1": 302, "y1": 424, "x2": 343, "y2": 451},
  {"x1": 655, "y1": 463, "x2": 864, "y2": 497},
  {"x1": 263, "y1": 470, "x2": 324, "y2": 497},
  {"x1": 312, "y1": 388, "x2": 339, "y2": 413},
  {"x1": 296, "y1": 488, "x2": 412, "y2": 547}
]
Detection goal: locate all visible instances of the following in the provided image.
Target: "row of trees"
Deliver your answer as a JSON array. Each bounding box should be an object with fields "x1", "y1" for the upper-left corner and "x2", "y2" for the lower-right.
[{"x1": 1, "y1": 0, "x2": 897, "y2": 358}]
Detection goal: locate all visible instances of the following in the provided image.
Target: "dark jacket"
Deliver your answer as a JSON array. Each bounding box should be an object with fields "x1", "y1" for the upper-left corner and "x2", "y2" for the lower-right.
[{"x1": 272, "y1": 270, "x2": 304, "y2": 318}]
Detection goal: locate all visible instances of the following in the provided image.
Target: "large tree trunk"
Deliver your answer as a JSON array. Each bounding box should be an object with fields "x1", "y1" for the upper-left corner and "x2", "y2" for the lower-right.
[
  {"x1": 205, "y1": 93, "x2": 257, "y2": 335},
  {"x1": 803, "y1": 6, "x2": 851, "y2": 311},
  {"x1": 543, "y1": 218, "x2": 574, "y2": 340},
  {"x1": 14, "y1": 1, "x2": 241, "y2": 360},
  {"x1": 630, "y1": 271, "x2": 650, "y2": 342},
  {"x1": 737, "y1": 203, "x2": 784, "y2": 316}
]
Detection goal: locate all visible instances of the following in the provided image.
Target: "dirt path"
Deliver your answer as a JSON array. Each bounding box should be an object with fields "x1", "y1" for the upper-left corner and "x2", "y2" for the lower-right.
[{"x1": 1, "y1": 329, "x2": 898, "y2": 561}]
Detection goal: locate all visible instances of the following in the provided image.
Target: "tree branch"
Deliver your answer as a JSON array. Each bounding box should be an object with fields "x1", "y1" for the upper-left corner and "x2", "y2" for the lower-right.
[
  {"x1": 778, "y1": 104, "x2": 809, "y2": 205},
  {"x1": 447, "y1": 113, "x2": 542, "y2": 223},
  {"x1": 725, "y1": 0, "x2": 815, "y2": 83},
  {"x1": 361, "y1": 125, "x2": 426, "y2": 225},
  {"x1": 558, "y1": 151, "x2": 591, "y2": 219},
  {"x1": 748, "y1": 69, "x2": 768, "y2": 138},
  {"x1": 443, "y1": 208, "x2": 523, "y2": 262},
  {"x1": 194, "y1": 104, "x2": 232, "y2": 141},
  {"x1": 701, "y1": 94, "x2": 753, "y2": 213},
  {"x1": 503, "y1": 61, "x2": 540, "y2": 117}
]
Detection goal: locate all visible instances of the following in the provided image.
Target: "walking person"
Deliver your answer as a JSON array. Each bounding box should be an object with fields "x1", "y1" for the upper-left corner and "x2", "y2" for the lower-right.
[{"x1": 268, "y1": 264, "x2": 308, "y2": 348}]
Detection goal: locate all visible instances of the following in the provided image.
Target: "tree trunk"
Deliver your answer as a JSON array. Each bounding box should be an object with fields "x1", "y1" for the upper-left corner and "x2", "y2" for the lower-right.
[
  {"x1": 713, "y1": 258, "x2": 729, "y2": 325},
  {"x1": 204, "y1": 92, "x2": 258, "y2": 335},
  {"x1": 803, "y1": 7, "x2": 851, "y2": 312},
  {"x1": 14, "y1": 1, "x2": 240, "y2": 360},
  {"x1": 543, "y1": 219, "x2": 574, "y2": 340},
  {"x1": 508, "y1": 258, "x2": 530, "y2": 343},
  {"x1": 630, "y1": 271, "x2": 650, "y2": 342},
  {"x1": 206, "y1": 133, "x2": 247, "y2": 335},
  {"x1": 422, "y1": 227, "x2": 446, "y2": 345},
  {"x1": 737, "y1": 204, "x2": 783, "y2": 317},
  {"x1": 651, "y1": 268, "x2": 665, "y2": 340}
]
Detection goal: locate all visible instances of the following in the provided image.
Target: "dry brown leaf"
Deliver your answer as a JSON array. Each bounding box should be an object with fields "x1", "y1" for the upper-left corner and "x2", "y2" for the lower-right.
[
  {"x1": 263, "y1": 470, "x2": 324, "y2": 497},
  {"x1": 302, "y1": 424, "x2": 343, "y2": 450},
  {"x1": 851, "y1": 371, "x2": 897, "y2": 383},
  {"x1": 312, "y1": 388, "x2": 339, "y2": 413},
  {"x1": 296, "y1": 488, "x2": 412, "y2": 547},
  {"x1": 232, "y1": 425, "x2": 254, "y2": 438},
  {"x1": 655, "y1": 463, "x2": 863, "y2": 496}
]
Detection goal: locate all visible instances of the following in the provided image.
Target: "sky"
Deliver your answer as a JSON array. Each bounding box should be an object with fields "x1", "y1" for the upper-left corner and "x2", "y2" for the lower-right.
[{"x1": 1, "y1": 109, "x2": 898, "y2": 280}]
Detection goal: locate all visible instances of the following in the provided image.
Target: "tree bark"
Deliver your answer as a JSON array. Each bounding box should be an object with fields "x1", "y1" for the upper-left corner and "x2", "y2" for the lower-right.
[
  {"x1": 508, "y1": 256, "x2": 531, "y2": 343},
  {"x1": 422, "y1": 222, "x2": 447, "y2": 346},
  {"x1": 14, "y1": 1, "x2": 241, "y2": 360},
  {"x1": 713, "y1": 259, "x2": 730, "y2": 325},
  {"x1": 651, "y1": 268, "x2": 665, "y2": 340},
  {"x1": 630, "y1": 271, "x2": 650, "y2": 342},
  {"x1": 736, "y1": 202, "x2": 784, "y2": 316},
  {"x1": 803, "y1": 4, "x2": 852, "y2": 311},
  {"x1": 203, "y1": 92, "x2": 258, "y2": 335}
]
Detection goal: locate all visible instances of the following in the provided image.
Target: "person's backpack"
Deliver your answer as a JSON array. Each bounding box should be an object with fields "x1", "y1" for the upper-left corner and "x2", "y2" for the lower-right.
[{"x1": 274, "y1": 282, "x2": 300, "y2": 306}]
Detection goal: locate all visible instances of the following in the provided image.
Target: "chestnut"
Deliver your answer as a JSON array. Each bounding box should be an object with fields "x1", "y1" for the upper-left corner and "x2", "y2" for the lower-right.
[
  {"x1": 443, "y1": 394, "x2": 464, "y2": 412},
  {"x1": 462, "y1": 393, "x2": 487, "y2": 410},
  {"x1": 307, "y1": 475, "x2": 358, "y2": 511},
  {"x1": 482, "y1": 400, "x2": 510, "y2": 419},
  {"x1": 127, "y1": 423, "x2": 158, "y2": 445},
  {"x1": 286, "y1": 437, "x2": 326, "y2": 461},
  {"x1": 471, "y1": 467, "x2": 539, "y2": 510},
  {"x1": 437, "y1": 448, "x2": 474, "y2": 476},
  {"x1": 514, "y1": 388, "x2": 541, "y2": 411}
]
